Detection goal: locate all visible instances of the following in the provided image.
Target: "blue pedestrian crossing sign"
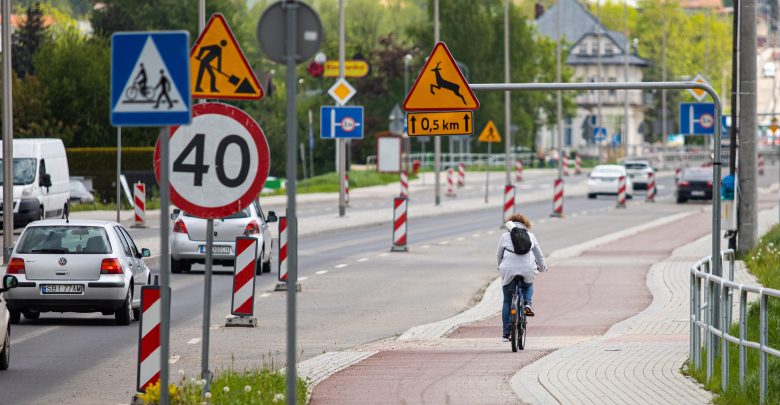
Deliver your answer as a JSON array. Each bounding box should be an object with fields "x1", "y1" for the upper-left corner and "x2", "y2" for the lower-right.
[
  {"x1": 111, "y1": 31, "x2": 191, "y2": 126},
  {"x1": 320, "y1": 106, "x2": 364, "y2": 139},
  {"x1": 593, "y1": 127, "x2": 607, "y2": 142},
  {"x1": 679, "y1": 102, "x2": 716, "y2": 135}
]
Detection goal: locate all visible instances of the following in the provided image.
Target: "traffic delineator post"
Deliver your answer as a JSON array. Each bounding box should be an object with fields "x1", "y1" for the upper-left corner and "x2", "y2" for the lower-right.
[
  {"x1": 562, "y1": 155, "x2": 570, "y2": 176},
  {"x1": 503, "y1": 185, "x2": 516, "y2": 224},
  {"x1": 675, "y1": 167, "x2": 682, "y2": 184},
  {"x1": 617, "y1": 175, "x2": 627, "y2": 208},
  {"x1": 133, "y1": 182, "x2": 146, "y2": 228},
  {"x1": 400, "y1": 170, "x2": 409, "y2": 198},
  {"x1": 274, "y1": 215, "x2": 300, "y2": 292},
  {"x1": 391, "y1": 197, "x2": 408, "y2": 252},
  {"x1": 575, "y1": 155, "x2": 582, "y2": 175},
  {"x1": 551, "y1": 178, "x2": 564, "y2": 217},
  {"x1": 515, "y1": 160, "x2": 523, "y2": 182},
  {"x1": 446, "y1": 167, "x2": 456, "y2": 197},
  {"x1": 646, "y1": 172, "x2": 656, "y2": 203},
  {"x1": 136, "y1": 285, "x2": 164, "y2": 394},
  {"x1": 457, "y1": 163, "x2": 465, "y2": 187},
  {"x1": 758, "y1": 154, "x2": 765, "y2": 175},
  {"x1": 226, "y1": 237, "x2": 258, "y2": 327},
  {"x1": 345, "y1": 173, "x2": 351, "y2": 205}
]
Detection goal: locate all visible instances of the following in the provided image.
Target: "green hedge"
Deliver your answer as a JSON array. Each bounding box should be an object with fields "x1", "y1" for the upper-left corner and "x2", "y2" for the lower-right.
[{"x1": 67, "y1": 147, "x2": 155, "y2": 201}]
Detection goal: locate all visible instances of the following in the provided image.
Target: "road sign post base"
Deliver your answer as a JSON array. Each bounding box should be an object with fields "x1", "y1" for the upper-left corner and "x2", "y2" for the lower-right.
[
  {"x1": 550, "y1": 212, "x2": 564, "y2": 218},
  {"x1": 446, "y1": 192, "x2": 456, "y2": 197},
  {"x1": 274, "y1": 282, "x2": 301, "y2": 292},
  {"x1": 131, "y1": 394, "x2": 144, "y2": 405},
  {"x1": 225, "y1": 315, "x2": 258, "y2": 327},
  {"x1": 616, "y1": 204, "x2": 627, "y2": 209},
  {"x1": 131, "y1": 224, "x2": 147, "y2": 229},
  {"x1": 390, "y1": 245, "x2": 409, "y2": 252}
]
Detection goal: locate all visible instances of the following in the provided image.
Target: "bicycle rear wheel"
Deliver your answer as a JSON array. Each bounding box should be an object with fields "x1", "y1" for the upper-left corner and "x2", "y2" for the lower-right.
[
  {"x1": 510, "y1": 297, "x2": 520, "y2": 352},
  {"x1": 518, "y1": 320, "x2": 527, "y2": 350}
]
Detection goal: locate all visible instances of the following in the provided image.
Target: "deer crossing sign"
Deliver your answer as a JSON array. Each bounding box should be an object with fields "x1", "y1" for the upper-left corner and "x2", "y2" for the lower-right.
[{"x1": 403, "y1": 42, "x2": 479, "y2": 112}]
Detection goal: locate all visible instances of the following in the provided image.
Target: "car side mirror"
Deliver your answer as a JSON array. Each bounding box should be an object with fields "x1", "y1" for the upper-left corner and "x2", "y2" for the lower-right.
[
  {"x1": 140, "y1": 248, "x2": 151, "y2": 258},
  {"x1": 266, "y1": 211, "x2": 278, "y2": 223},
  {"x1": 170, "y1": 208, "x2": 181, "y2": 220},
  {"x1": 0, "y1": 275, "x2": 18, "y2": 292},
  {"x1": 40, "y1": 173, "x2": 52, "y2": 189}
]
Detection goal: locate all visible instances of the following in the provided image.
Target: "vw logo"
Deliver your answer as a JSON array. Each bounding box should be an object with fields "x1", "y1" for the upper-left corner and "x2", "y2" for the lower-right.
[{"x1": 58, "y1": 257, "x2": 67, "y2": 266}]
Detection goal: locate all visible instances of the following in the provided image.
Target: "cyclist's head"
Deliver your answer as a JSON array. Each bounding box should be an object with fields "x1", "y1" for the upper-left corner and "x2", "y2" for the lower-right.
[{"x1": 506, "y1": 213, "x2": 532, "y2": 229}]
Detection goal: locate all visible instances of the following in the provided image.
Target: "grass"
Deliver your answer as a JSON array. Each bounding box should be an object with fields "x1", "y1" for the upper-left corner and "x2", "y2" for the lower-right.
[
  {"x1": 687, "y1": 224, "x2": 780, "y2": 404},
  {"x1": 272, "y1": 170, "x2": 417, "y2": 195},
  {"x1": 137, "y1": 367, "x2": 308, "y2": 405}
]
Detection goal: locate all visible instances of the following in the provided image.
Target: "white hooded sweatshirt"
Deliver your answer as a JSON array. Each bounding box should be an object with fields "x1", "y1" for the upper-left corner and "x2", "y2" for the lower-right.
[{"x1": 496, "y1": 221, "x2": 548, "y2": 285}]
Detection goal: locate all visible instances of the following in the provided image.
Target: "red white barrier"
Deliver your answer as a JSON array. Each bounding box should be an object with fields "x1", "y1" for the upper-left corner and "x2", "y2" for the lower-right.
[
  {"x1": 391, "y1": 197, "x2": 408, "y2": 252},
  {"x1": 344, "y1": 173, "x2": 350, "y2": 204},
  {"x1": 515, "y1": 160, "x2": 523, "y2": 182},
  {"x1": 231, "y1": 237, "x2": 258, "y2": 317},
  {"x1": 278, "y1": 216, "x2": 288, "y2": 282},
  {"x1": 134, "y1": 182, "x2": 146, "y2": 228},
  {"x1": 504, "y1": 185, "x2": 516, "y2": 222},
  {"x1": 758, "y1": 154, "x2": 765, "y2": 175},
  {"x1": 457, "y1": 163, "x2": 465, "y2": 187},
  {"x1": 552, "y1": 178, "x2": 564, "y2": 217},
  {"x1": 617, "y1": 175, "x2": 627, "y2": 208},
  {"x1": 562, "y1": 155, "x2": 570, "y2": 176},
  {"x1": 575, "y1": 155, "x2": 582, "y2": 175},
  {"x1": 646, "y1": 172, "x2": 656, "y2": 203},
  {"x1": 400, "y1": 171, "x2": 409, "y2": 198},
  {"x1": 136, "y1": 285, "x2": 162, "y2": 393},
  {"x1": 446, "y1": 168, "x2": 456, "y2": 196},
  {"x1": 675, "y1": 167, "x2": 682, "y2": 184}
]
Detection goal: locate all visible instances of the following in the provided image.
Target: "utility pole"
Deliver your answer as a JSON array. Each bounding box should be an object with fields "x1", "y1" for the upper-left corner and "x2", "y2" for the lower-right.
[
  {"x1": 729, "y1": 0, "x2": 740, "y2": 251},
  {"x1": 623, "y1": 0, "x2": 630, "y2": 157},
  {"x1": 597, "y1": 0, "x2": 603, "y2": 161},
  {"x1": 738, "y1": 0, "x2": 758, "y2": 253},
  {"x1": 2, "y1": 0, "x2": 13, "y2": 264},
  {"x1": 338, "y1": 0, "x2": 346, "y2": 217},
  {"x1": 662, "y1": 1, "x2": 667, "y2": 146},
  {"x1": 504, "y1": 0, "x2": 512, "y2": 186},
  {"x1": 434, "y1": 0, "x2": 441, "y2": 206},
  {"x1": 555, "y1": 0, "x2": 563, "y2": 181}
]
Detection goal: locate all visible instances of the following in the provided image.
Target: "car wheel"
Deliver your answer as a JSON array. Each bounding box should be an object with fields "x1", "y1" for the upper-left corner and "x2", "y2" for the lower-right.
[
  {"x1": 171, "y1": 256, "x2": 183, "y2": 274},
  {"x1": 677, "y1": 197, "x2": 688, "y2": 204},
  {"x1": 587, "y1": 193, "x2": 596, "y2": 199},
  {"x1": 115, "y1": 288, "x2": 132, "y2": 325},
  {"x1": 8, "y1": 310, "x2": 20, "y2": 325},
  {"x1": 0, "y1": 326, "x2": 9, "y2": 370},
  {"x1": 22, "y1": 311, "x2": 39, "y2": 320},
  {"x1": 133, "y1": 308, "x2": 140, "y2": 321}
]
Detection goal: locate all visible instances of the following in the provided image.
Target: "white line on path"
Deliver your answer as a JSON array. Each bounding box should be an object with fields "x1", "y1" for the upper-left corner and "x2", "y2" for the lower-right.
[
  {"x1": 379, "y1": 253, "x2": 389, "y2": 257},
  {"x1": 486, "y1": 230, "x2": 495, "y2": 235},
  {"x1": 169, "y1": 355, "x2": 181, "y2": 364},
  {"x1": 421, "y1": 245, "x2": 431, "y2": 249},
  {"x1": 299, "y1": 276, "x2": 309, "y2": 281},
  {"x1": 456, "y1": 237, "x2": 465, "y2": 241},
  {"x1": 472, "y1": 233, "x2": 480, "y2": 238},
  {"x1": 334, "y1": 264, "x2": 348, "y2": 269},
  {"x1": 258, "y1": 292, "x2": 271, "y2": 298},
  {"x1": 316, "y1": 270, "x2": 328, "y2": 275},
  {"x1": 357, "y1": 257, "x2": 369, "y2": 262},
  {"x1": 187, "y1": 338, "x2": 201, "y2": 345}
]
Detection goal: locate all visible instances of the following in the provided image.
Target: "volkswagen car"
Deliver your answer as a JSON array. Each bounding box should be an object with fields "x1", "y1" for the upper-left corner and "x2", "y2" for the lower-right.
[{"x1": 4, "y1": 219, "x2": 152, "y2": 325}]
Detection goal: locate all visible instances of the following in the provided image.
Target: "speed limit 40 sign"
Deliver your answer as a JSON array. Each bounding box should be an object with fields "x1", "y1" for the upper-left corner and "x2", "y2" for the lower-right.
[{"x1": 154, "y1": 102, "x2": 270, "y2": 219}]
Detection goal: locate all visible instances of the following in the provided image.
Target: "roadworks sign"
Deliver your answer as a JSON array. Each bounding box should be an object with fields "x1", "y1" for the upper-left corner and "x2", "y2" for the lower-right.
[
  {"x1": 478, "y1": 120, "x2": 501, "y2": 143},
  {"x1": 190, "y1": 13, "x2": 262, "y2": 100},
  {"x1": 403, "y1": 42, "x2": 479, "y2": 111}
]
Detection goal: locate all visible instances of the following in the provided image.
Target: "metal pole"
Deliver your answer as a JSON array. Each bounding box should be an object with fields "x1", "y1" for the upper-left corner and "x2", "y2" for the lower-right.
[
  {"x1": 158, "y1": 127, "x2": 171, "y2": 405},
  {"x1": 2, "y1": 0, "x2": 14, "y2": 264},
  {"x1": 434, "y1": 0, "x2": 441, "y2": 206},
  {"x1": 337, "y1": 0, "x2": 346, "y2": 217},
  {"x1": 485, "y1": 142, "x2": 491, "y2": 203},
  {"x1": 504, "y1": 0, "x2": 511, "y2": 186},
  {"x1": 738, "y1": 0, "x2": 758, "y2": 253},
  {"x1": 117, "y1": 127, "x2": 121, "y2": 223},
  {"x1": 201, "y1": 219, "x2": 213, "y2": 392},
  {"x1": 729, "y1": 0, "x2": 740, "y2": 251},
  {"x1": 284, "y1": 2, "x2": 299, "y2": 403},
  {"x1": 555, "y1": 0, "x2": 563, "y2": 181},
  {"x1": 662, "y1": 1, "x2": 667, "y2": 144},
  {"x1": 597, "y1": 0, "x2": 603, "y2": 160},
  {"x1": 404, "y1": 55, "x2": 412, "y2": 173},
  {"x1": 623, "y1": 0, "x2": 630, "y2": 157},
  {"x1": 308, "y1": 110, "x2": 314, "y2": 178}
]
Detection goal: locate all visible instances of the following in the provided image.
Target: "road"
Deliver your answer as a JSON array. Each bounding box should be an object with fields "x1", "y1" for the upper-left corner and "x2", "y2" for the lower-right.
[{"x1": 0, "y1": 167, "x2": 776, "y2": 404}]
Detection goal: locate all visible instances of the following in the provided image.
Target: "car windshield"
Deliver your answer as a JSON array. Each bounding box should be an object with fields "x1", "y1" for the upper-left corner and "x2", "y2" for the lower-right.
[
  {"x1": 16, "y1": 226, "x2": 112, "y2": 254},
  {"x1": 592, "y1": 167, "x2": 623, "y2": 175},
  {"x1": 683, "y1": 169, "x2": 713, "y2": 181},
  {"x1": 0, "y1": 158, "x2": 37, "y2": 185},
  {"x1": 624, "y1": 163, "x2": 649, "y2": 170},
  {"x1": 183, "y1": 207, "x2": 251, "y2": 219},
  {"x1": 70, "y1": 181, "x2": 89, "y2": 195}
]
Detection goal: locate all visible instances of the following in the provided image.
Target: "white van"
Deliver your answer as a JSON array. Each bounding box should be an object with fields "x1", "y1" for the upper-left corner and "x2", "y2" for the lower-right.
[{"x1": 0, "y1": 139, "x2": 70, "y2": 227}]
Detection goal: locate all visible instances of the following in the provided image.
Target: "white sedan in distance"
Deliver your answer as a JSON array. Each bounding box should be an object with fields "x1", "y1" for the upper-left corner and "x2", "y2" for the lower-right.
[
  {"x1": 587, "y1": 164, "x2": 634, "y2": 199},
  {"x1": 622, "y1": 159, "x2": 655, "y2": 190},
  {"x1": 4, "y1": 219, "x2": 152, "y2": 325}
]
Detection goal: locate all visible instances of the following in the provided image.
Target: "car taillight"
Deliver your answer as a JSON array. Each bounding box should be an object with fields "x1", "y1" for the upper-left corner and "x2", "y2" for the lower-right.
[
  {"x1": 707, "y1": 181, "x2": 713, "y2": 188},
  {"x1": 678, "y1": 181, "x2": 690, "y2": 187},
  {"x1": 100, "y1": 258, "x2": 122, "y2": 274},
  {"x1": 245, "y1": 221, "x2": 261, "y2": 235},
  {"x1": 7, "y1": 257, "x2": 25, "y2": 274},
  {"x1": 173, "y1": 220, "x2": 188, "y2": 234}
]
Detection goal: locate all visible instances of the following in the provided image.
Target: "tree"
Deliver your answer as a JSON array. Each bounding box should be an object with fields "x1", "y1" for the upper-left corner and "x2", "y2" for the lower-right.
[{"x1": 12, "y1": 2, "x2": 48, "y2": 78}]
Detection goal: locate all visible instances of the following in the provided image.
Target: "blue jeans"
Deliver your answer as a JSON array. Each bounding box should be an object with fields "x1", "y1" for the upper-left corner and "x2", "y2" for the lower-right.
[{"x1": 502, "y1": 277, "x2": 533, "y2": 336}]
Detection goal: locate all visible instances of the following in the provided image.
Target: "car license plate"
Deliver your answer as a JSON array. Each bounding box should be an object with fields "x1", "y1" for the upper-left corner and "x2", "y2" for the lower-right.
[
  {"x1": 41, "y1": 284, "x2": 84, "y2": 295},
  {"x1": 692, "y1": 191, "x2": 705, "y2": 196},
  {"x1": 198, "y1": 245, "x2": 232, "y2": 254}
]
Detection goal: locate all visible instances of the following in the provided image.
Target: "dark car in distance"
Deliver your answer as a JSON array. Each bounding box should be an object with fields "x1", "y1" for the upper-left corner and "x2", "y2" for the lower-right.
[{"x1": 676, "y1": 167, "x2": 713, "y2": 203}]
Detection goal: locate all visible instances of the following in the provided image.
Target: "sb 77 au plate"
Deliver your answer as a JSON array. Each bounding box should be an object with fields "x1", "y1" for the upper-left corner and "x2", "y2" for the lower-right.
[{"x1": 41, "y1": 284, "x2": 84, "y2": 295}]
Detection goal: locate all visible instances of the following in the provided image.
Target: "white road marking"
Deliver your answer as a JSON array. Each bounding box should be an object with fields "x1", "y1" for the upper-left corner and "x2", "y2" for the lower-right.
[
  {"x1": 538, "y1": 219, "x2": 547, "y2": 224},
  {"x1": 299, "y1": 276, "x2": 309, "y2": 281},
  {"x1": 12, "y1": 325, "x2": 59, "y2": 346},
  {"x1": 169, "y1": 355, "x2": 181, "y2": 364},
  {"x1": 437, "y1": 241, "x2": 450, "y2": 245},
  {"x1": 421, "y1": 245, "x2": 431, "y2": 249},
  {"x1": 456, "y1": 237, "x2": 465, "y2": 241},
  {"x1": 571, "y1": 213, "x2": 579, "y2": 217},
  {"x1": 187, "y1": 338, "x2": 201, "y2": 345},
  {"x1": 258, "y1": 292, "x2": 271, "y2": 298},
  {"x1": 316, "y1": 270, "x2": 328, "y2": 275},
  {"x1": 335, "y1": 263, "x2": 348, "y2": 269},
  {"x1": 472, "y1": 233, "x2": 481, "y2": 238},
  {"x1": 357, "y1": 257, "x2": 369, "y2": 262},
  {"x1": 379, "y1": 253, "x2": 389, "y2": 257},
  {"x1": 486, "y1": 230, "x2": 495, "y2": 235},
  {"x1": 210, "y1": 324, "x2": 221, "y2": 330}
]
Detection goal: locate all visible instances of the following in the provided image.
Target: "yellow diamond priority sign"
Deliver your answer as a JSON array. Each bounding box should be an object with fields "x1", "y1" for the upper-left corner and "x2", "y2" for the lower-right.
[
  {"x1": 328, "y1": 78, "x2": 356, "y2": 106},
  {"x1": 403, "y1": 42, "x2": 479, "y2": 111},
  {"x1": 688, "y1": 73, "x2": 710, "y2": 102}
]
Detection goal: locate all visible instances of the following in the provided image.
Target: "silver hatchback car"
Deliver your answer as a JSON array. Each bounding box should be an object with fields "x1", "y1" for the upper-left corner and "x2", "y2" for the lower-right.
[
  {"x1": 5, "y1": 219, "x2": 152, "y2": 325},
  {"x1": 170, "y1": 200, "x2": 276, "y2": 274}
]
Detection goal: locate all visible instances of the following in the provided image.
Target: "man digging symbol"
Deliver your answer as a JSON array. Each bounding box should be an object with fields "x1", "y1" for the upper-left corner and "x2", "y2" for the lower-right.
[
  {"x1": 430, "y1": 61, "x2": 467, "y2": 105},
  {"x1": 195, "y1": 40, "x2": 227, "y2": 93},
  {"x1": 154, "y1": 70, "x2": 174, "y2": 109}
]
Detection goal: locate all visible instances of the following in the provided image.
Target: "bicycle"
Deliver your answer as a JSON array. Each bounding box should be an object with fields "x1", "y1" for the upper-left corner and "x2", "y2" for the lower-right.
[{"x1": 509, "y1": 275, "x2": 527, "y2": 352}]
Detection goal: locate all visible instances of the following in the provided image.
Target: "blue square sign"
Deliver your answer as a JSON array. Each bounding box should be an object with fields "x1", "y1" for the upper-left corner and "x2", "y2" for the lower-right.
[
  {"x1": 679, "y1": 102, "x2": 716, "y2": 135},
  {"x1": 320, "y1": 106, "x2": 364, "y2": 139},
  {"x1": 111, "y1": 31, "x2": 191, "y2": 126}
]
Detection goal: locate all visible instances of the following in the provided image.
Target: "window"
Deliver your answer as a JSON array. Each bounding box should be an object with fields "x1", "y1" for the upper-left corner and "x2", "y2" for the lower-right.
[
  {"x1": 118, "y1": 226, "x2": 139, "y2": 257},
  {"x1": 0, "y1": 158, "x2": 37, "y2": 186},
  {"x1": 591, "y1": 41, "x2": 599, "y2": 55},
  {"x1": 605, "y1": 42, "x2": 614, "y2": 55},
  {"x1": 17, "y1": 226, "x2": 112, "y2": 254},
  {"x1": 114, "y1": 226, "x2": 132, "y2": 256},
  {"x1": 579, "y1": 44, "x2": 587, "y2": 55}
]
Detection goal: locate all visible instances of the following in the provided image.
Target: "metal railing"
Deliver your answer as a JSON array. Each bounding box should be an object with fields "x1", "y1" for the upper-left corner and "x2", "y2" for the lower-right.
[
  {"x1": 365, "y1": 152, "x2": 537, "y2": 170},
  {"x1": 690, "y1": 249, "x2": 780, "y2": 404}
]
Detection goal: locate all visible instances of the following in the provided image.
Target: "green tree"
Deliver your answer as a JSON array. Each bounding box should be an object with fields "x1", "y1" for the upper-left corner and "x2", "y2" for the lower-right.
[{"x1": 12, "y1": 2, "x2": 48, "y2": 78}]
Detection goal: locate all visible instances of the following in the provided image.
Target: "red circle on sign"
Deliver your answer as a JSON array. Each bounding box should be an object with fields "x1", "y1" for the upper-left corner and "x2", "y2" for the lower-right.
[
  {"x1": 154, "y1": 102, "x2": 270, "y2": 219},
  {"x1": 700, "y1": 113, "x2": 714, "y2": 129}
]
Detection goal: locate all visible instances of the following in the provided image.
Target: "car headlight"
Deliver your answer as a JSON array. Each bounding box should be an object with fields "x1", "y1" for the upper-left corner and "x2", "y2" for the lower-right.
[{"x1": 21, "y1": 186, "x2": 34, "y2": 198}]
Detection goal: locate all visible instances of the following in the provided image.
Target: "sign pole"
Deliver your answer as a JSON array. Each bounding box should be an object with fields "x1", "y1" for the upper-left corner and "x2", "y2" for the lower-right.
[
  {"x1": 117, "y1": 127, "x2": 121, "y2": 223},
  {"x1": 284, "y1": 2, "x2": 299, "y2": 404},
  {"x1": 503, "y1": 0, "x2": 511, "y2": 186},
  {"x1": 485, "y1": 142, "x2": 491, "y2": 203},
  {"x1": 158, "y1": 127, "x2": 171, "y2": 405},
  {"x1": 2, "y1": 0, "x2": 13, "y2": 264},
  {"x1": 337, "y1": 0, "x2": 346, "y2": 217},
  {"x1": 201, "y1": 219, "x2": 213, "y2": 392},
  {"x1": 434, "y1": 0, "x2": 441, "y2": 206}
]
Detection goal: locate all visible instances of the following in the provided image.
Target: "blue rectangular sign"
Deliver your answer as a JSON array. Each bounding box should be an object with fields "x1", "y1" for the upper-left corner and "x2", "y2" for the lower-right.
[
  {"x1": 593, "y1": 127, "x2": 607, "y2": 142},
  {"x1": 320, "y1": 106, "x2": 364, "y2": 139},
  {"x1": 111, "y1": 31, "x2": 191, "y2": 126},
  {"x1": 679, "y1": 102, "x2": 716, "y2": 135}
]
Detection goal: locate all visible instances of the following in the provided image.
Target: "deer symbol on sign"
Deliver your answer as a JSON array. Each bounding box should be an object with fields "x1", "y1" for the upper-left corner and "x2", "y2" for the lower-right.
[{"x1": 429, "y1": 61, "x2": 467, "y2": 105}]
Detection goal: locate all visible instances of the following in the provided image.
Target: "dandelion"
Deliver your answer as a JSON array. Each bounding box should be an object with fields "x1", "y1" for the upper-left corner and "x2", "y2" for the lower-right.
[
  {"x1": 244, "y1": 385, "x2": 252, "y2": 392},
  {"x1": 197, "y1": 379, "x2": 207, "y2": 387},
  {"x1": 190, "y1": 377, "x2": 197, "y2": 384},
  {"x1": 204, "y1": 392, "x2": 212, "y2": 399},
  {"x1": 273, "y1": 393, "x2": 285, "y2": 402},
  {"x1": 223, "y1": 386, "x2": 230, "y2": 393},
  {"x1": 178, "y1": 369, "x2": 185, "y2": 376}
]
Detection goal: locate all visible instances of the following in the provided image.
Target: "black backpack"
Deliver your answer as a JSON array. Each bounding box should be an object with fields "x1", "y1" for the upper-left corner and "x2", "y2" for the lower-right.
[{"x1": 508, "y1": 227, "x2": 532, "y2": 255}]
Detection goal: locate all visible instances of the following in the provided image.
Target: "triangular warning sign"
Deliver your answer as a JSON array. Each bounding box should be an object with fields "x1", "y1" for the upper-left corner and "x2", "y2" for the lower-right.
[
  {"x1": 190, "y1": 13, "x2": 263, "y2": 100},
  {"x1": 478, "y1": 120, "x2": 501, "y2": 143},
  {"x1": 403, "y1": 42, "x2": 479, "y2": 111},
  {"x1": 114, "y1": 37, "x2": 188, "y2": 113}
]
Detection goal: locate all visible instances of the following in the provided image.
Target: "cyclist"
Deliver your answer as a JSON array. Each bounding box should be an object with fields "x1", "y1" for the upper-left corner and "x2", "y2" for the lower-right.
[{"x1": 497, "y1": 213, "x2": 548, "y2": 342}]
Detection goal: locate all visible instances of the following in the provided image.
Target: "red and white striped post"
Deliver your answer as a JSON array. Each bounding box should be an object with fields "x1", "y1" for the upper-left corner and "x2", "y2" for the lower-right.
[
  {"x1": 446, "y1": 167, "x2": 456, "y2": 197},
  {"x1": 133, "y1": 182, "x2": 145, "y2": 228},
  {"x1": 575, "y1": 155, "x2": 582, "y2": 175},
  {"x1": 551, "y1": 178, "x2": 564, "y2": 217},
  {"x1": 344, "y1": 173, "x2": 351, "y2": 204},
  {"x1": 457, "y1": 163, "x2": 465, "y2": 187},
  {"x1": 515, "y1": 159, "x2": 523, "y2": 182},
  {"x1": 503, "y1": 185, "x2": 516, "y2": 223},
  {"x1": 675, "y1": 167, "x2": 682, "y2": 184},
  {"x1": 391, "y1": 197, "x2": 408, "y2": 252},
  {"x1": 646, "y1": 172, "x2": 656, "y2": 203},
  {"x1": 758, "y1": 154, "x2": 765, "y2": 175},
  {"x1": 227, "y1": 237, "x2": 258, "y2": 325},
  {"x1": 274, "y1": 216, "x2": 299, "y2": 292},
  {"x1": 616, "y1": 175, "x2": 627, "y2": 208},
  {"x1": 400, "y1": 170, "x2": 409, "y2": 198},
  {"x1": 562, "y1": 155, "x2": 570, "y2": 176},
  {"x1": 136, "y1": 285, "x2": 162, "y2": 393}
]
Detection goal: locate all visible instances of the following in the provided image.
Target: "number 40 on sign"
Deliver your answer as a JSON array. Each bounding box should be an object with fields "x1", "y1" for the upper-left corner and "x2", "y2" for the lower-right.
[{"x1": 406, "y1": 111, "x2": 473, "y2": 136}]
